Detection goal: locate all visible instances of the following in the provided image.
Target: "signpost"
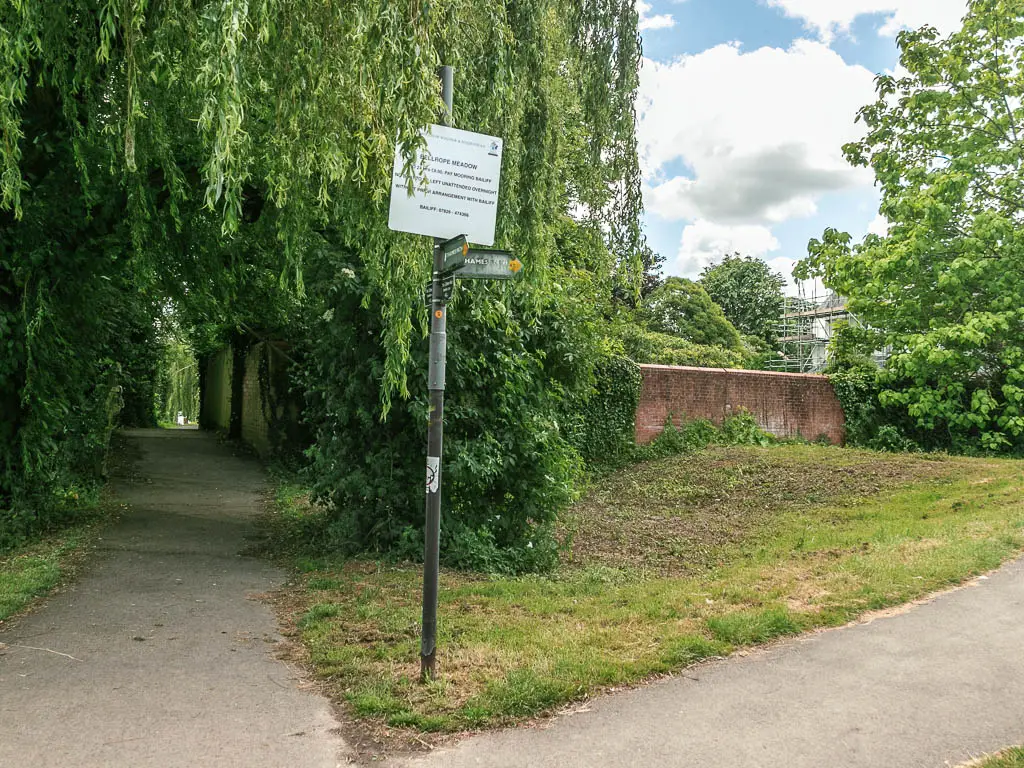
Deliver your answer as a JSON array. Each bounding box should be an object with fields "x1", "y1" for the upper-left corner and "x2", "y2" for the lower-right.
[
  {"x1": 457, "y1": 249, "x2": 522, "y2": 280},
  {"x1": 442, "y1": 235, "x2": 469, "y2": 272},
  {"x1": 422, "y1": 272, "x2": 456, "y2": 307},
  {"x1": 388, "y1": 66, "x2": 520, "y2": 683}
]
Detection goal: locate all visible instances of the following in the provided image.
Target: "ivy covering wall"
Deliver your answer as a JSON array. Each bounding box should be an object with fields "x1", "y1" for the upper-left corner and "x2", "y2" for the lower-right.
[{"x1": 566, "y1": 356, "x2": 643, "y2": 468}]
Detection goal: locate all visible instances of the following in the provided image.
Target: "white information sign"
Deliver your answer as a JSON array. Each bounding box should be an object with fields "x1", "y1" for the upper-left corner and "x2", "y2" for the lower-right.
[{"x1": 388, "y1": 124, "x2": 504, "y2": 246}]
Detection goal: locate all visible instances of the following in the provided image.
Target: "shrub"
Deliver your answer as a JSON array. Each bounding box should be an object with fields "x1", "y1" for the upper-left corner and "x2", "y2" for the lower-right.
[
  {"x1": 828, "y1": 368, "x2": 924, "y2": 452},
  {"x1": 618, "y1": 325, "x2": 746, "y2": 369},
  {"x1": 566, "y1": 355, "x2": 643, "y2": 469},
  {"x1": 720, "y1": 411, "x2": 773, "y2": 447},
  {"x1": 635, "y1": 410, "x2": 774, "y2": 462},
  {"x1": 827, "y1": 368, "x2": 883, "y2": 447},
  {"x1": 298, "y1": 258, "x2": 599, "y2": 574},
  {"x1": 867, "y1": 425, "x2": 921, "y2": 453}
]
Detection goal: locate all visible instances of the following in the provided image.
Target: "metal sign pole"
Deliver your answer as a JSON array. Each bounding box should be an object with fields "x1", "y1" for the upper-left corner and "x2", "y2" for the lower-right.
[{"x1": 421, "y1": 64, "x2": 454, "y2": 683}]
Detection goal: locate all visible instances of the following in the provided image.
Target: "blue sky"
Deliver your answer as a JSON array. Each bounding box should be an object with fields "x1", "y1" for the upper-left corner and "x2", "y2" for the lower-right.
[{"x1": 635, "y1": 0, "x2": 967, "y2": 293}]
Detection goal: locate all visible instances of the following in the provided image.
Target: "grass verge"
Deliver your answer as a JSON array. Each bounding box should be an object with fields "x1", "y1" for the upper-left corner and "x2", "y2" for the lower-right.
[
  {"x1": 965, "y1": 749, "x2": 1024, "y2": 767},
  {"x1": 0, "y1": 434, "x2": 134, "y2": 625},
  {"x1": 267, "y1": 444, "x2": 1024, "y2": 740},
  {"x1": 0, "y1": 512, "x2": 111, "y2": 623}
]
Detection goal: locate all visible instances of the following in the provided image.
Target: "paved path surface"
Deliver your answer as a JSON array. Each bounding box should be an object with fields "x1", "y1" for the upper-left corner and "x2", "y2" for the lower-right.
[
  {"x1": 396, "y1": 559, "x2": 1024, "y2": 768},
  {"x1": 0, "y1": 428, "x2": 345, "y2": 767}
]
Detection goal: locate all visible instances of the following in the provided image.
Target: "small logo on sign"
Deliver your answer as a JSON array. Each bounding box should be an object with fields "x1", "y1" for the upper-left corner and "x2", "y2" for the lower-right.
[{"x1": 489, "y1": 141, "x2": 499, "y2": 156}]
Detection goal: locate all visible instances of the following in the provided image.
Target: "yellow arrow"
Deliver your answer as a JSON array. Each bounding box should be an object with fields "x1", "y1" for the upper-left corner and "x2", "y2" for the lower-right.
[{"x1": 509, "y1": 258, "x2": 523, "y2": 273}]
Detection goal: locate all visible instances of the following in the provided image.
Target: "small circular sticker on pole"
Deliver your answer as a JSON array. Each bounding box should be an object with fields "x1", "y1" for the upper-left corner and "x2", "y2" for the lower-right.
[{"x1": 435, "y1": 310, "x2": 443, "y2": 319}]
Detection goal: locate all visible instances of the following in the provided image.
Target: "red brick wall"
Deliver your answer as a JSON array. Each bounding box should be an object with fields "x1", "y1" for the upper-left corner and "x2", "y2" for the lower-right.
[
  {"x1": 203, "y1": 349, "x2": 233, "y2": 432},
  {"x1": 241, "y1": 345, "x2": 272, "y2": 457},
  {"x1": 635, "y1": 365, "x2": 845, "y2": 445},
  {"x1": 203, "y1": 341, "x2": 299, "y2": 458}
]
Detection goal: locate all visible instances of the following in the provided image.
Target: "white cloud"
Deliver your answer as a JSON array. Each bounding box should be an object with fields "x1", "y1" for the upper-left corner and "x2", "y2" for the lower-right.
[
  {"x1": 638, "y1": 40, "x2": 878, "y2": 276},
  {"x1": 765, "y1": 0, "x2": 968, "y2": 42},
  {"x1": 644, "y1": 142, "x2": 851, "y2": 224},
  {"x1": 638, "y1": 1, "x2": 675, "y2": 31},
  {"x1": 764, "y1": 196, "x2": 818, "y2": 223},
  {"x1": 867, "y1": 212, "x2": 890, "y2": 236},
  {"x1": 674, "y1": 220, "x2": 780, "y2": 276},
  {"x1": 638, "y1": 40, "x2": 875, "y2": 191},
  {"x1": 764, "y1": 256, "x2": 829, "y2": 298}
]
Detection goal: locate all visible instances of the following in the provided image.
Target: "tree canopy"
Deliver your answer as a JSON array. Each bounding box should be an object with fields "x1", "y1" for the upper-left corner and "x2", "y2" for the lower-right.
[
  {"x1": 1, "y1": 0, "x2": 644, "y2": 397},
  {"x1": 700, "y1": 254, "x2": 785, "y2": 344},
  {"x1": 637, "y1": 277, "x2": 743, "y2": 351},
  {"x1": 798, "y1": 0, "x2": 1024, "y2": 453},
  {"x1": 0, "y1": 1, "x2": 648, "y2": 562}
]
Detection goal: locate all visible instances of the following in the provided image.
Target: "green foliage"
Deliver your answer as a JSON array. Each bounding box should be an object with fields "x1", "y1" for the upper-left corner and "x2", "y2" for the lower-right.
[
  {"x1": 618, "y1": 324, "x2": 747, "y2": 369},
  {"x1": 827, "y1": 369, "x2": 884, "y2": 448},
  {"x1": 297, "y1": 255, "x2": 609, "y2": 574},
  {"x1": 566, "y1": 355, "x2": 643, "y2": 468},
  {"x1": 867, "y1": 425, "x2": 922, "y2": 454},
  {"x1": 820, "y1": 323, "x2": 914, "y2": 449},
  {"x1": 638, "y1": 244, "x2": 666, "y2": 297},
  {"x1": 155, "y1": 323, "x2": 200, "y2": 425},
  {"x1": 0, "y1": 95, "x2": 158, "y2": 547},
  {"x1": 822, "y1": 321, "x2": 877, "y2": 375},
  {"x1": 638, "y1": 277, "x2": 743, "y2": 350},
  {"x1": 0, "y1": 1, "x2": 646, "y2": 561},
  {"x1": 637, "y1": 418, "x2": 719, "y2": 459},
  {"x1": 798, "y1": 1, "x2": 1024, "y2": 455},
  {"x1": 699, "y1": 254, "x2": 786, "y2": 343},
  {"x1": 720, "y1": 411, "x2": 774, "y2": 446},
  {"x1": 635, "y1": 410, "x2": 775, "y2": 462},
  {"x1": 739, "y1": 333, "x2": 781, "y2": 371},
  {"x1": 827, "y1": 368, "x2": 927, "y2": 452}
]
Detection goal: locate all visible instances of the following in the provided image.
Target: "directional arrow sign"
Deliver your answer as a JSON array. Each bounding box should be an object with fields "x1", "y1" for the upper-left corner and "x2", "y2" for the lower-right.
[
  {"x1": 455, "y1": 249, "x2": 523, "y2": 280},
  {"x1": 441, "y1": 235, "x2": 469, "y2": 272},
  {"x1": 423, "y1": 273, "x2": 457, "y2": 307}
]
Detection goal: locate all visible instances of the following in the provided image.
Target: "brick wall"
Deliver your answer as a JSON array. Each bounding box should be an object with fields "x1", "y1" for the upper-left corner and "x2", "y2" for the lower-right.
[
  {"x1": 203, "y1": 348, "x2": 233, "y2": 432},
  {"x1": 199, "y1": 340, "x2": 301, "y2": 458},
  {"x1": 241, "y1": 345, "x2": 272, "y2": 457},
  {"x1": 635, "y1": 365, "x2": 845, "y2": 445}
]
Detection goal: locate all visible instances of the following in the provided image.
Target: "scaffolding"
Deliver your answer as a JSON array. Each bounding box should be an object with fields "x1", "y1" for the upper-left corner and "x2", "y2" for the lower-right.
[{"x1": 769, "y1": 284, "x2": 851, "y2": 374}]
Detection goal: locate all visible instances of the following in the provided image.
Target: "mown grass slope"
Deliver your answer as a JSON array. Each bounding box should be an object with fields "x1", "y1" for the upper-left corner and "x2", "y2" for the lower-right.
[{"x1": 270, "y1": 445, "x2": 1024, "y2": 736}]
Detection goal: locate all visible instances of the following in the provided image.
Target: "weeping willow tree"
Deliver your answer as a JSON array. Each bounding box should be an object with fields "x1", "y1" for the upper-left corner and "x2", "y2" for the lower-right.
[
  {"x1": 156, "y1": 332, "x2": 200, "y2": 425},
  {"x1": 0, "y1": 0, "x2": 645, "y2": 563}
]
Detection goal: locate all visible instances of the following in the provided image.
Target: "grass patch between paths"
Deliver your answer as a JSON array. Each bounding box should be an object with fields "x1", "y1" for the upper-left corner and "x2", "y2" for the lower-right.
[
  {"x1": 0, "y1": 497, "x2": 121, "y2": 625},
  {"x1": 268, "y1": 444, "x2": 1024, "y2": 738},
  {"x1": 964, "y1": 748, "x2": 1024, "y2": 767},
  {"x1": 0, "y1": 433, "x2": 134, "y2": 626}
]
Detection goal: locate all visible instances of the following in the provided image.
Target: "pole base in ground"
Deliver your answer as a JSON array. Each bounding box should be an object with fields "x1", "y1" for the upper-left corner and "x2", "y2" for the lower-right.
[{"x1": 420, "y1": 651, "x2": 437, "y2": 683}]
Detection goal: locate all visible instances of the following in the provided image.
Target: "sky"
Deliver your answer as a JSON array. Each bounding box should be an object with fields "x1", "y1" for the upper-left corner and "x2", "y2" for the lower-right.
[{"x1": 635, "y1": 0, "x2": 969, "y2": 294}]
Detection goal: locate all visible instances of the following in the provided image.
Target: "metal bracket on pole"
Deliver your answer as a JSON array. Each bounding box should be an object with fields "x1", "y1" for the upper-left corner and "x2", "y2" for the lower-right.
[{"x1": 427, "y1": 278, "x2": 448, "y2": 391}]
